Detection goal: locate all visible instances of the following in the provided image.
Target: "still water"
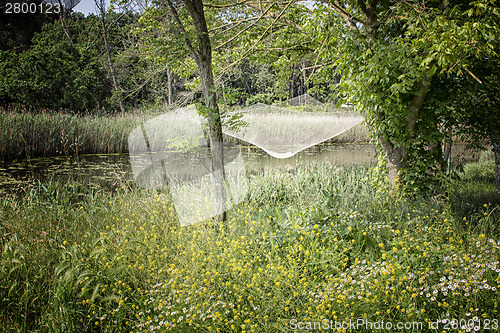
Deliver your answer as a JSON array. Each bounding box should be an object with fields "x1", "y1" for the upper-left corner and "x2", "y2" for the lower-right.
[
  {"x1": 0, "y1": 143, "x2": 481, "y2": 192},
  {"x1": 0, "y1": 144, "x2": 377, "y2": 191}
]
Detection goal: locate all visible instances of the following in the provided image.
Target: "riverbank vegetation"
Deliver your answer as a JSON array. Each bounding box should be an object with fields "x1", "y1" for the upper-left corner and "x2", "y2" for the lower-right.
[
  {"x1": 0, "y1": 106, "x2": 370, "y2": 161},
  {"x1": 0, "y1": 107, "x2": 142, "y2": 160},
  {"x1": 2, "y1": 1, "x2": 499, "y2": 193},
  {"x1": 1, "y1": 2, "x2": 498, "y2": 332},
  {"x1": 1, "y1": 163, "x2": 499, "y2": 332}
]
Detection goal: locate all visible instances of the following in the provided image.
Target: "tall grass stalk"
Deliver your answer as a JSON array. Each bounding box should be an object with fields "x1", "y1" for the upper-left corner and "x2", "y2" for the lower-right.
[{"x1": 0, "y1": 107, "x2": 143, "y2": 160}]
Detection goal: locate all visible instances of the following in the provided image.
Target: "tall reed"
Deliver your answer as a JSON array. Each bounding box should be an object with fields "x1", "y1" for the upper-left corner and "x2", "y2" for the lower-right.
[{"x1": 0, "y1": 107, "x2": 143, "y2": 160}]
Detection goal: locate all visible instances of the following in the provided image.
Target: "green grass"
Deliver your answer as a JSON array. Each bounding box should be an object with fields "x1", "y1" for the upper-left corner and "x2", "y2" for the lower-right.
[
  {"x1": 0, "y1": 106, "x2": 371, "y2": 161},
  {"x1": 1, "y1": 164, "x2": 499, "y2": 332},
  {"x1": 0, "y1": 107, "x2": 144, "y2": 160}
]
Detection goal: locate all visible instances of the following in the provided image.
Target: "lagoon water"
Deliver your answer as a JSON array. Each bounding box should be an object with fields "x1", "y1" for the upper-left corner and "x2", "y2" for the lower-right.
[
  {"x1": 0, "y1": 143, "x2": 480, "y2": 192},
  {"x1": 0, "y1": 144, "x2": 376, "y2": 191}
]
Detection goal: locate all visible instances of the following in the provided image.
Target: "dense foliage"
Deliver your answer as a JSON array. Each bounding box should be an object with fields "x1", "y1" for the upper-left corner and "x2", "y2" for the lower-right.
[
  {"x1": 0, "y1": 9, "x2": 189, "y2": 112},
  {"x1": 1, "y1": 2, "x2": 499, "y2": 331}
]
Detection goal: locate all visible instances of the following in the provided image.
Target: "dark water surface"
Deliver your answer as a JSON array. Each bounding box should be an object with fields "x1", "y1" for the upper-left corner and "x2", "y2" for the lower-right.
[{"x1": 0, "y1": 143, "x2": 480, "y2": 192}]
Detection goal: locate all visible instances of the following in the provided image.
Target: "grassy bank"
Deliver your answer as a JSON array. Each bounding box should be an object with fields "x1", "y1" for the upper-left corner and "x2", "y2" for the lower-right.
[
  {"x1": 0, "y1": 107, "x2": 371, "y2": 160},
  {"x1": 1, "y1": 164, "x2": 499, "y2": 332}
]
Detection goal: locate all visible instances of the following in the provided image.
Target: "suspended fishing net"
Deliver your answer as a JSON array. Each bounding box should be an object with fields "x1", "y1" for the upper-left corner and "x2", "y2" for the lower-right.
[
  {"x1": 275, "y1": 93, "x2": 324, "y2": 107},
  {"x1": 129, "y1": 98, "x2": 363, "y2": 224},
  {"x1": 128, "y1": 106, "x2": 248, "y2": 226},
  {"x1": 223, "y1": 101, "x2": 364, "y2": 159}
]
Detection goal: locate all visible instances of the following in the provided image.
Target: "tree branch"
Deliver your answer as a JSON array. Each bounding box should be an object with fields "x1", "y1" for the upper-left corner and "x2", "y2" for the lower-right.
[
  {"x1": 214, "y1": 2, "x2": 276, "y2": 50},
  {"x1": 326, "y1": 0, "x2": 361, "y2": 31},
  {"x1": 166, "y1": 0, "x2": 200, "y2": 64},
  {"x1": 244, "y1": 2, "x2": 303, "y2": 32},
  {"x1": 222, "y1": 0, "x2": 298, "y2": 69},
  {"x1": 356, "y1": 0, "x2": 379, "y2": 36}
]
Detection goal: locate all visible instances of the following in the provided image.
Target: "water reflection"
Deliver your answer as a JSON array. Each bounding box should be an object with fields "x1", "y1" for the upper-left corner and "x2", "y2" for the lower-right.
[
  {"x1": 0, "y1": 154, "x2": 133, "y2": 191},
  {"x1": 0, "y1": 143, "x2": 482, "y2": 192}
]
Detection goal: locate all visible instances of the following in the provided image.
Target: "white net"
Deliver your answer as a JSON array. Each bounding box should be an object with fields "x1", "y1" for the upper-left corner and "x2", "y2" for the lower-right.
[
  {"x1": 275, "y1": 93, "x2": 324, "y2": 107},
  {"x1": 224, "y1": 99, "x2": 363, "y2": 159},
  {"x1": 128, "y1": 100, "x2": 363, "y2": 225},
  {"x1": 128, "y1": 106, "x2": 248, "y2": 226}
]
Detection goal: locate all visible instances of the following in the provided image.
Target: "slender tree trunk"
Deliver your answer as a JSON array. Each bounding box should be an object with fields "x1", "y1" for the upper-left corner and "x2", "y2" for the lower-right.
[
  {"x1": 442, "y1": 138, "x2": 453, "y2": 173},
  {"x1": 493, "y1": 142, "x2": 500, "y2": 195},
  {"x1": 57, "y1": 1, "x2": 74, "y2": 47},
  {"x1": 221, "y1": 79, "x2": 226, "y2": 103},
  {"x1": 288, "y1": 65, "x2": 294, "y2": 99},
  {"x1": 302, "y1": 62, "x2": 307, "y2": 95},
  {"x1": 97, "y1": 0, "x2": 125, "y2": 115},
  {"x1": 429, "y1": 136, "x2": 452, "y2": 175},
  {"x1": 168, "y1": 0, "x2": 226, "y2": 223},
  {"x1": 241, "y1": 71, "x2": 252, "y2": 95},
  {"x1": 167, "y1": 68, "x2": 173, "y2": 106}
]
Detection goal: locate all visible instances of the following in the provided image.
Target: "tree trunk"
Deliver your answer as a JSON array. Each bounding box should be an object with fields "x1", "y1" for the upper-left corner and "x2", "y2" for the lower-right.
[
  {"x1": 167, "y1": 68, "x2": 173, "y2": 106},
  {"x1": 174, "y1": 0, "x2": 227, "y2": 223},
  {"x1": 493, "y1": 142, "x2": 500, "y2": 195},
  {"x1": 376, "y1": 73, "x2": 433, "y2": 189},
  {"x1": 97, "y1": 0, "x2": 125, "y2": 115},
  {"x1": 378, "y1": 135, "x2": 404, "y2": 189},
  {"x1": 221, "y1": 79, "x2": 226, "y2": 103},
  {"x1": 302, "y1": 62, "x2": 307, "y2": 95},
  {"x1": 442, "y1": 138, "x2": 453, "y2": 173},
  {"x1": 57, "y1": 0, "x2": 74, "y2": 48},
  {"x1": 198, "y1": 61, "x2": 227, "y2": 222},
  {"x1": 288, "y1": 65, "x2": 294, "y2": 99}
]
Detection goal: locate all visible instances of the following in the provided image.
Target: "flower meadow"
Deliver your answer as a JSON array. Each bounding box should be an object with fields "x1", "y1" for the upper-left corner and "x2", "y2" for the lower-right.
[{"x1": 1, "y1": 164, "x2": 499, "y2": 332}]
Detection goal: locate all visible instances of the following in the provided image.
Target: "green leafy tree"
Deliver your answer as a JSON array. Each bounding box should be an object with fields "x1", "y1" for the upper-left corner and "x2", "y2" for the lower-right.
[
  {"x1": 0, "y1": 14, "x2": 108, "y2": 110},
  {"x1": 0, "y1": 0, "x2": 58, "y2": 52},
  {"x1": 212, "y1": 0, "x2": 499, "y2": 193},
  {"x1": 299, "y1": 0, "x2": 500, "y2": 193},
  {"x1": 0, "y1": 11, "x2": 151, "y2": 112},
  {"x1": 133, "y1": 0, "x2": 229, "y2": 222}
]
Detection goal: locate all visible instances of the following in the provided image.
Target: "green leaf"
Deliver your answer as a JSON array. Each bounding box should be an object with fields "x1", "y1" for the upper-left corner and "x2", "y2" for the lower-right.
[{"x1": 427, "y1": 65, "x2": 437, "y2": 77}]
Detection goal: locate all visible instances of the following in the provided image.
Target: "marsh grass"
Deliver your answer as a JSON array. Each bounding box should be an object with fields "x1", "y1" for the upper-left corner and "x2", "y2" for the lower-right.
[
  {"x1": 1, "y1": 165, "x2": 499, "y2": 332},
  {"x1": 0, "y1": 107, "x2": 143, "y2": 160},
  {"x1": 0, "y1": 106, "x2": 370, "y2": 161},
  {"x1": 330, "y1": 122, "x2": 370, "y2": 143}
]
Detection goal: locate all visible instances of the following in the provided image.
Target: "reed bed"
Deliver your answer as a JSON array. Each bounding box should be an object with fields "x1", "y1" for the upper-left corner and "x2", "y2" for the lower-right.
[
  {"x1": 0, "y1": 106, "x2": 370, "y2": 161},
  {"x1": 0, "y1": 108, "x2": 143, "y2": 160}
]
